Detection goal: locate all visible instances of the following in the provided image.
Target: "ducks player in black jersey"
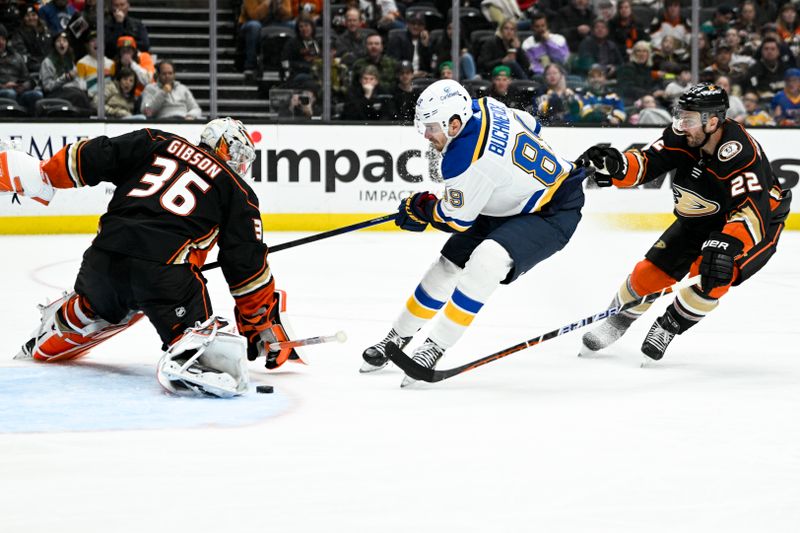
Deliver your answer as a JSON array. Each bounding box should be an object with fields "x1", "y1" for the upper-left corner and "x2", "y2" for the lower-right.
[
  {"x1": 576, "y1": 82, "x2": 791, "y2": 361},
  {"x1": 1, "y1": 118, "x2": 296, "y2": 396}
]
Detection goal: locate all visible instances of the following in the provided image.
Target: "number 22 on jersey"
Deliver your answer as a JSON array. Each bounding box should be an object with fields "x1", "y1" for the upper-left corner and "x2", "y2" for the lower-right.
[{"x1": 128, "y1": 156, "x2": 211, "y2": 216}]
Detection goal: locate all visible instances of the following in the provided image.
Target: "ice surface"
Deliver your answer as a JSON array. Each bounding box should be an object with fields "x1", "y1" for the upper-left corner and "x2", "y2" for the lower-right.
[{"x1": 0, "y1": 227, "x2": 798, "y2": 533}]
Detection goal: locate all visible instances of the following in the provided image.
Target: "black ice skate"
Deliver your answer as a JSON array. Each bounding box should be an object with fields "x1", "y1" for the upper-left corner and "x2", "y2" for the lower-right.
[
  {"x1": 400, "y1": 338, "x2": 445, "y2": 388},
  {"x1": 360, "y1": 328, "x2": 412, "y2": 373},
  {"x1": 641, "y1": 312, "x2": 681, "y2": 362}
]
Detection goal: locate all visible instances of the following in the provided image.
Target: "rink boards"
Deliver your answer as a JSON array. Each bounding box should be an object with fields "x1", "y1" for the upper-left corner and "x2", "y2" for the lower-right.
[{"x1": 0, "y1": 122, "x2": 797, "y2": 233}]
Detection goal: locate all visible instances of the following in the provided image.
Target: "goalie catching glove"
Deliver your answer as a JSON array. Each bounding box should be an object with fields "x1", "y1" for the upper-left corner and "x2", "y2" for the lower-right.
[
  {"x1": 575, "y1": 145, "x2": 625, "y2": 187},
  {"x1": 235, "y1": 290, "x2": 299, "y2": 369},
  {"x1": 699, "y1": 232, "x2": 743, "y2": 291}
]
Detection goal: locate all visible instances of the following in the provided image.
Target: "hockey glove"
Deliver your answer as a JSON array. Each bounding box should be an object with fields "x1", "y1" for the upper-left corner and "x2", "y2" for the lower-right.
[
  {"x1": 575, "y1": 146, "x2": 624, "y2": 187},
  {"x1": 396, "y1": 192, "x2": 437, "y2": 232},
  {"x1": 235, "y1": 292, "x2": 297, "y2": 369},
  {"x1": 699, "y1": 232, "x2": 744, "y2": 290}
]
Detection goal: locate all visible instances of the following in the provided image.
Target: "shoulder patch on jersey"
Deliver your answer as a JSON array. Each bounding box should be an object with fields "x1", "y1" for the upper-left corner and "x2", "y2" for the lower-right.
[
  {"x1": 672, "y1": 184, "x2": 720, "y2": 217},
  {"x1": 717, "y1": 140, "x2": 742, "y2": 162}
]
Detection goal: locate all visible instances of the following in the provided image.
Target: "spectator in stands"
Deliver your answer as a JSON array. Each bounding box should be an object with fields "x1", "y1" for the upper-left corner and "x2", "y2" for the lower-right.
[
  {"x1": 335, "y1": 7, "x2": 368, "y2": 67},
  {"x1": 39, "y1": 0, "x2": 76, "y2": 36},
  {"x1": 616, "y1": 40, "x2": 663, "y2": 103},
  {"x1": 651, "y1": 35, "x2": 689, "y2": 80},
  {"x1": 360, "y1": 0, "x2": 403, "y2": 32},
  {"x1": 629, "y1": 93, "x2": 671, "y2": 125},
  {"x1": 438, "y1": 60, "x2": 453, "y2": 79},
  {"x1": 100, "y1": 66, "x2": 144, "y2": 119},
  {"x1": 576, "y1": 63, "x2": 626, "y2": 124},
  {"x1": 702, "y1": 43, "x2": 739, "y2": 85},
  {"x1": 771, "y1": 67, "x2": 800, "y2": 125},
  {"x1": 111, "y1": 35, "x2": 153, "y2": 97},
  {"x1": 649, "y1": 0, "x2": 690, "y2": 50},
  {"x1": 77, "y1": 31, "x2": 113, "y2": 100},
  {"x1": 141, "y1": 60, "x2": 202, "y2": 120},
  {"x1": 521, "y1": 12, "x2": 569, "y2": 76},
  {"x1": 66, "y1": 0, "x2": 98, "y2": 58},
  {"x1": 390, "y1": 60, "x2": 415, "y2": 122},
  {"x1": 430, "y1": 18, "x2": 478, "y2": 81},
  {"x1": 480, "y1": 0, "x2": 522, "y2": 29},
  {"x1": 488, "y1": 64, "x2": 524, "y2": 109},
  {"x1": 238, "y1": 0, "x2": 269, "y2": 77},
  {"x1": 663, "y1": 67, "x2": 692, "y2": 106},
  {"x1": 477, "y1": 17, "x2": 530, "y2": 79},
  {"x1": 700, "y1": 5, "x2": 735, "y2": 42},
  {"x1": 0, "y1": 0, "x2": 21, "y2": 35},
  {"x1": 341, "y1": 64, "x2": 393, "y2": 121},
  {"x1": 742, "y1": 89, "x2": 775, "y2": 125},
  {"x1": 0, "y1": 22, "x2": 41, "y2": 114},
  {"x1": 281, "y1": 15, "x2": 321, "y2": 83},
  {"x1": 724, "y1": 27, "x2": 757, "y2": 71},
  {"x1": 351, "y1": 33, "x2": 397, "y2": 89},
  {"x1": 105, "y1": 0, "x2": 149, "y2": 56},
  {"x1": 533, "y1": 63, "x2": 579, "y2": 125},
  {"x1": 39, "y1": 31, "x2": 92, "y2": 116},
  {"x1": 11, "y1": 6, "x2": 51, "y2": 74},
  {"x1": 576, "y1": 18, "x2": 624, "y2": 76},
  {"x1": 278, "y1": 81, "x2": 319, "y2": 119},
  {"x1": 745, "y1": 35, "x2": 791, "y2": 100},
  {"x1": 595, "y1": 0, "x2": 616, "y2": 23},
  {"x1": 608, "y1": 0, "x2": 648, "y2": 55},
  {"x1": 754, "y1": 0, "x2": 779, "y2": 27},
  {"x1": 735, "y1": 0, "x2": 761, "y2": 35},
  {"x1": 553, "y1": 0, "x2": 594, "y2": 52},
  {"x1": 776, "y1": 3, "x2": 800, "y2": 58},
  {"x1": 713, "y1": 75, "x2": 746, "y2": 121},
  {"x1": 387, "y1": 12, "x2": 432, "y2": 79},
  {"x1": 757, "y1": 22, "x2": 795, "y2": 65},
  {"x1": 692, "y1": 31, "x2": 715, "y2": 71},
  {"x1": 311, "y1": 39, "x2": 348, "y2": 103}
]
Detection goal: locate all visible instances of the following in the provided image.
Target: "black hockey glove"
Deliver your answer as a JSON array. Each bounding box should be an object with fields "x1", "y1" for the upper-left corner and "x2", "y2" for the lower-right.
[
  {"x1": 575, "y1": 146, "x2": 624, "y2": 187},
  {"x1": 699, "y1": 232, "x2": 744, "y2": 291},
  {"x1": 396, "y1": 192, "x2": 437, "y2": 232}
]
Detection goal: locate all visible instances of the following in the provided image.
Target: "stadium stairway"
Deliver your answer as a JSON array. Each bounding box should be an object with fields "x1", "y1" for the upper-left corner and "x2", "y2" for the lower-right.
[{"x1": 129, "y1": 0, "x2": 272, "y2": 121}]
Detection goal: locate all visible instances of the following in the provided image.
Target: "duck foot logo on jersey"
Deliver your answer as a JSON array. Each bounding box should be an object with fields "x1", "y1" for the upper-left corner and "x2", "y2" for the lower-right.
[{"x1": 175, "y1": 306, "x2": 186, "y2": 318}]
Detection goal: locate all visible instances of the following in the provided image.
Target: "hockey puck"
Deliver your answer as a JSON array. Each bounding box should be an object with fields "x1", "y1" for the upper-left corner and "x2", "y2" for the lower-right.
[{"x1": 256, "y1": 385, "x2": 274, "y2": 394}]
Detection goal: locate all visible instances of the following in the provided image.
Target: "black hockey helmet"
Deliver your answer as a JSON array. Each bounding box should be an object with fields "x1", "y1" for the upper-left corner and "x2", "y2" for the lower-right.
[{"x1": 675, "y1": 82, "x2": 729, "y2": 124}]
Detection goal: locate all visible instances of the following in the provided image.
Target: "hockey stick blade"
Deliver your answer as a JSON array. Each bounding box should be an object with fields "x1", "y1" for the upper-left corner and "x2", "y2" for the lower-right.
[
  {"x1": 268, "y1": 330, "x2": 347, "y2": 351},
  {"x1": 387, "y1": 275, "x2": 700, "y2": 383}
]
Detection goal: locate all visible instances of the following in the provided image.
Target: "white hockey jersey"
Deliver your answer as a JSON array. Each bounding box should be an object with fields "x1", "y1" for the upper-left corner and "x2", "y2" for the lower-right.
[{"x1": 432, "y1": 97, "x2": 576, "y2": 232}]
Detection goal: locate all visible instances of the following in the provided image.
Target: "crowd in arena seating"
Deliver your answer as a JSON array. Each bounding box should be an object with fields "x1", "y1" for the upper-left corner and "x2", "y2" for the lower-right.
[
  {"x1": 246, "y1": 0, "x2": 800, "y2": 126},
  {"x1": 0, "y1": 0, "x2": 200, "y2": 119}
]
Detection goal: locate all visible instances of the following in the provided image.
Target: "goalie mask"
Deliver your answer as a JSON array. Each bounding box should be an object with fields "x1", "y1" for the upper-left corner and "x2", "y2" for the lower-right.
[{"x1": 200, "y1": 117, "x2": 256, "y2": 178}]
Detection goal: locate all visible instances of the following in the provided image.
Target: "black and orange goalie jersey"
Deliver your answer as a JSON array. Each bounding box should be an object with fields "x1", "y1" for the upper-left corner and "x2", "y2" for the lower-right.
[
  {"x1": 42, "y1": 128, "x2": 272, "y2": 317},
  {"x1": 614, "y1": 120, "x2": 785, "y2": 255}
]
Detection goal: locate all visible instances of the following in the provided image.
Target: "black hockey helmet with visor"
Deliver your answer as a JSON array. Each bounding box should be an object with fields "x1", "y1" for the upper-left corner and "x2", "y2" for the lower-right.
[{"x1": 673, "y1": 82, "x2": 729, "y2": 132}]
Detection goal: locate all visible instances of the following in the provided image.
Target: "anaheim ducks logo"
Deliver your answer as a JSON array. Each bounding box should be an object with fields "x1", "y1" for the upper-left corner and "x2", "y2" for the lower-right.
[
  {"x1": 672, "y1": 184, "x2": 720, "y2": 217},
  {"x1": 717, "y1": 141, "x2": 742, "y2": 162}
]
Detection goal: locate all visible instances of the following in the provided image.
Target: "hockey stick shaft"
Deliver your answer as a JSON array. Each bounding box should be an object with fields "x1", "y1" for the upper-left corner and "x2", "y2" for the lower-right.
[
  {"x1": 268, "y1": 330, "x2": 347, "y2": 351},
  {"x1": 200, "y1": 214, "x2": 397, "y2": 272},
  {"x1": 387, "y1": 275, "x2": 701, "y2": 383}
]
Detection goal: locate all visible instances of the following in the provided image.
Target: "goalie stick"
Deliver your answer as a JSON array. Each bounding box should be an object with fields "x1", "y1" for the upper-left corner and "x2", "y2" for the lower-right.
[
  {"x1": 201, "y1": 213, "x2": 397, "y2": 272},
  {"x1": 386, "y1": 275, "x2": 701, "y2": 383}
]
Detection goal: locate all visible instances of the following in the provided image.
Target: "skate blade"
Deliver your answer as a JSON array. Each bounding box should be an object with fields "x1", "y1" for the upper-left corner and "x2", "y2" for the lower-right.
[
  {"x1": 400, "y1": 375, "x2": 418, "y2": 388},
  {"x1": 359, "y1": 360, "x2": 387, "y2": 374},
  {"x1": 13, "y1": 349, "x2": 32, "y2": 360},
  {"x1": 577, "y1": 344, "x2": 600, "y2": 358}
]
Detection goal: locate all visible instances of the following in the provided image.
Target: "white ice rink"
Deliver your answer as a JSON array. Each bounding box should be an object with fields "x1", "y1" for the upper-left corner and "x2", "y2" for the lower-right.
[{"x1": 1, "y1": 226, "x2": 798, "y2": 533}]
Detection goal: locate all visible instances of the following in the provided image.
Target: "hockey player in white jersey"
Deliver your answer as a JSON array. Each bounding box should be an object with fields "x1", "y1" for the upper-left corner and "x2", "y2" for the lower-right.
[{"x1": 360, "y1": 79, "x2": 590, "y2": 386}]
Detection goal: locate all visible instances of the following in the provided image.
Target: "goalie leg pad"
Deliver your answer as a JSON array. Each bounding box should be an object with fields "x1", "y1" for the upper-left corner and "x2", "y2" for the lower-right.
[
  {"x1": 16, "y1": 291, "x2": 143, "y2": 362},
  {"x1": 158, "y1": 317, "x2": 250, "y2": 398}
]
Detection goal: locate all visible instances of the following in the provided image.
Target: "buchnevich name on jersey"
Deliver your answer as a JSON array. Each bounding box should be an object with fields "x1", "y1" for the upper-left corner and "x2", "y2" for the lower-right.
[
  {"x1": 166, "y1": 139, "x2": 223, "y2": 179},
  {"x1": 486, "y1": 100, "x2": 511, "y2": 156}
]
